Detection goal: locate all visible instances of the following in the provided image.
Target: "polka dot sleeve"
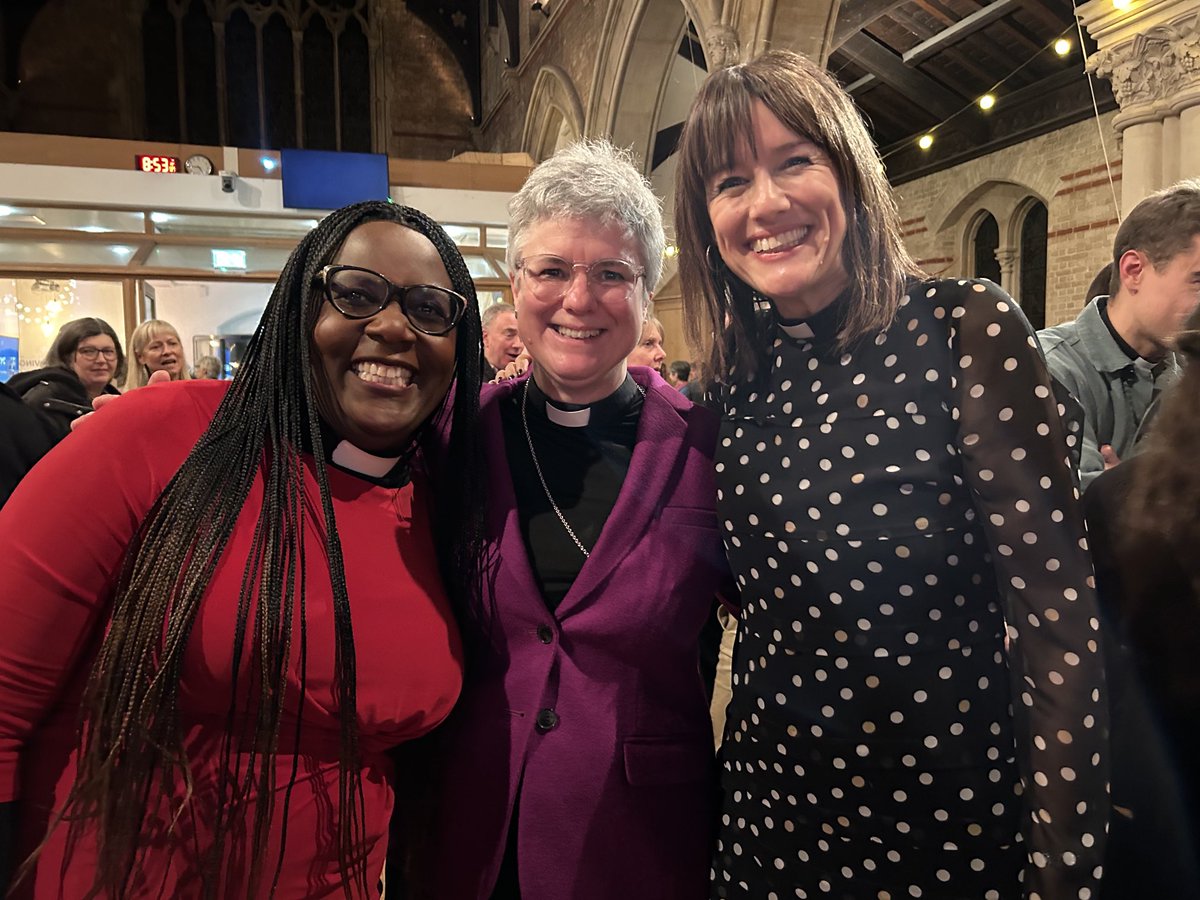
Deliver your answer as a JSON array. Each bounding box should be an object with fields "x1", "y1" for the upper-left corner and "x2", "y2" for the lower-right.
[{"x1": 948, "y1": 279, "x2": 1108, "y2": 899}]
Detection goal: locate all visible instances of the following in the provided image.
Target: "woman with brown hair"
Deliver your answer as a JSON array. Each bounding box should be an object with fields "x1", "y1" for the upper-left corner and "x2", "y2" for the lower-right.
[
  {"x1": 673, "y1": 50, "x2": 1107, "y2": 898},
  {"x1": 1084, "y1": 305, "x2": 1200, "y2": 898},
  {"x1": 8, "y1": 317, "x2": 124, "y2": 436}
]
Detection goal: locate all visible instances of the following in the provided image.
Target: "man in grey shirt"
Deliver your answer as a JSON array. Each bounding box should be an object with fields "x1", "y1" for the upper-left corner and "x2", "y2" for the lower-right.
[{"x1": 1039, "y1": 180, "x2": 1200, "y2": 489}]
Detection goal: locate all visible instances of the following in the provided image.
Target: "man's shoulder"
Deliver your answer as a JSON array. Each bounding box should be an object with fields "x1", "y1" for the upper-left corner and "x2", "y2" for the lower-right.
[{"x1": 1037, "y1": 305, "x2": 1089, "y2": 354}]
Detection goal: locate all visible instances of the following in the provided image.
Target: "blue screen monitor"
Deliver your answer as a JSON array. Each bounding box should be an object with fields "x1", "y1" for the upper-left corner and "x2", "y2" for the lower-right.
[
  {"x1": 280, "y1": 148, "x2": 390, "y2": 211},
  {"x1": 0, "y1": 336, "x2": 17, "y2": 383}
]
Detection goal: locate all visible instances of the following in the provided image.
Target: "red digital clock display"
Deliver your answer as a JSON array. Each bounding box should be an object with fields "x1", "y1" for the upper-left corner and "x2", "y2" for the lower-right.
[{"x1": 135, "y1": 154, "x2": 180, "y2": 174}]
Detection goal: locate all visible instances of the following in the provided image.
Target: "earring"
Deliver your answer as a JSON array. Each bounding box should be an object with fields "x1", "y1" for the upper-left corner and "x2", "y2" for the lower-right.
[{"x1": 705, "y1": 244, "x2": 721, "y2": 272}]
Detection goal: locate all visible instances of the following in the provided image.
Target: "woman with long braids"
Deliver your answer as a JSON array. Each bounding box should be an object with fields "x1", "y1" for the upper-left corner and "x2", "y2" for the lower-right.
[{"x1": 0, "y1": 200, "x2": 485, "y2": 898}]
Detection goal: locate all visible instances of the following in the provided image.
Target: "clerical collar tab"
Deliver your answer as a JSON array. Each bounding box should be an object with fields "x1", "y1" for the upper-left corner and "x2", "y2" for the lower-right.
[
  {"x1": 546, "y1": 404, "x2": 590, "y2": 427},
  {"x1": 330, "y1": 440, "x2": 402, "y2": 477},
  {"x1": 779, "y1": 321, "x2": 815, "y2": 340}
]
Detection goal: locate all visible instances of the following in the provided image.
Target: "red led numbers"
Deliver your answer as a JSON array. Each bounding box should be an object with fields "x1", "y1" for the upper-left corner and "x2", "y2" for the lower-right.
[{"x1": 135, "y1": 155, "x2": 180, "y2": 174}]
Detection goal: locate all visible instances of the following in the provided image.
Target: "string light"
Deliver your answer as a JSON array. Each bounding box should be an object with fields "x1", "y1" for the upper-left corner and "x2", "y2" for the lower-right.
[
  {"x1": 883, "y1": 25, "x2": 1083, "y2": 162},
  {"x1": 1112, "y1": 0, "x2": 1131, "y2": 8}
]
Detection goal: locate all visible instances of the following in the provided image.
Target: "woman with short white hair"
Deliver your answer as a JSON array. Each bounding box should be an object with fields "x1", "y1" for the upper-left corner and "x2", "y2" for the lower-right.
[{"x1": 401, "y1": 140, "x2": 731, "y2": 900}]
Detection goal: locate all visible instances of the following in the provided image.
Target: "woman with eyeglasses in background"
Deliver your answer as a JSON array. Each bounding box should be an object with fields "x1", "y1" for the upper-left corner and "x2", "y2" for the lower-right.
[
  {"x1": 8, "y1": 317, "x2": 125, "y2": 437},
  {"x1": 0, "y1": 201, "x2": 485, "y2": 898},
  {"x1": 398, "y1": 140, "x2": 732, "y2": 900}
]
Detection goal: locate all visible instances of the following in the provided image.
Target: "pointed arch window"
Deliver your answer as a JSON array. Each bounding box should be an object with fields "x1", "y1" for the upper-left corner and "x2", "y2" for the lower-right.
[
  {"x1": 972, "y1": 212, "x2": 1001, "y2": 285},
  {"x1": 1018, "y1": 200, "x2": 1048, "y2": 330},
  {"x1": 141, "y1": 0, "x2": 373, "y2": 151}
]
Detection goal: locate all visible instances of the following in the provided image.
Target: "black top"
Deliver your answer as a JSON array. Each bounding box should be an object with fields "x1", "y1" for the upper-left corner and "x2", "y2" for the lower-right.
[
  {"x1": 499, "y1": 373, "x2": 642, "y2": 611},
  {"x1": 710, "y1": 278, "x2": 1106, "y2": 899}
]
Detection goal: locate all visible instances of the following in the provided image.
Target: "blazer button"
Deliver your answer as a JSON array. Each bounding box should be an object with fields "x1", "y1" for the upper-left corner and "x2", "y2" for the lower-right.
[
  {"x1": 535, "y1": 708, "x2": 559, "y2": 732},
  {"x1": 537, "y1": 624, "x2": 554, "y2": 644}
]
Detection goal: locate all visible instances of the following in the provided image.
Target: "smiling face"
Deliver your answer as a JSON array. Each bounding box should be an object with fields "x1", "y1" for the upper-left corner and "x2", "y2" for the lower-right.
[
  {"x1": 483, "y1": 309, "x2": 523, "y2": 369},
  {"x1": 137, "y1": 326, "x2": 185, "y2": 378},
  {"x1": 627, "y1": 320, "x2": 665, "y2": 369},
  {"x1": 311, "y1": 220, "x2": 458, "y2": 454},
  {"x1": 72, "y1": 333, "x2": 118, "y2": 397},
  {"x1": 511, "y1": 216, "x2": 650, "y2": 404},
  {"x1": 706, "y1": 99, "x2": 849, "y2": 320}
]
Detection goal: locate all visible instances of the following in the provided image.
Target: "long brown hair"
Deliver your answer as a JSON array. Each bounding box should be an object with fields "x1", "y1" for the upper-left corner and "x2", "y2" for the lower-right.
[
  {"x1": 674, "y1": 50, "x2": 922, "y2": 383},
  {"x1": 18, "y1": 202, "x2": 485, "y2": 898},
  {"x1": 1121, "y1": 305, "x2": 1200, "y2": 574}
]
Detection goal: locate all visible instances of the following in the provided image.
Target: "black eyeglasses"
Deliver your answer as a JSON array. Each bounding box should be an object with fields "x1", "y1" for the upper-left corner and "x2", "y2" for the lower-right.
[{"x1": 318, "y1": 265, "x2": 466, "y2": 336}]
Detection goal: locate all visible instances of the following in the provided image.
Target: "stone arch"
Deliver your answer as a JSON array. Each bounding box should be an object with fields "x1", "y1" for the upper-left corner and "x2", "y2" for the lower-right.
[
  {"x1": 590, "y1": 0, "x2": 689, "y2": 172},
  {"x1": 521, "y1": 65, "x2": 585, "y2": 162}
]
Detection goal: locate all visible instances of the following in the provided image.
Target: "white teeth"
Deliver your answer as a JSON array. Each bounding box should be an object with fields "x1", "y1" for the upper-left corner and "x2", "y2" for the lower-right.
[
  {"x1": 753, "y1": 226, "x2": 809, "y2": 254},
  {"x1": 553, "y1": 325, "x2": 602, "y2": 339},
  {"x1": 352, "y1": 362, "x2": 412, "y2": 386}
]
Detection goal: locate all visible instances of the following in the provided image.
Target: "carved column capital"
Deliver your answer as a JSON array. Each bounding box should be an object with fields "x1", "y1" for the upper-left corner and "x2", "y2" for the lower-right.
[
  {"x1": 1089, "y1": 14, "x2": 1200, "y2": 125},
  {"x1": 703, "y1": 23, "x2": 742, "y2": 70}
]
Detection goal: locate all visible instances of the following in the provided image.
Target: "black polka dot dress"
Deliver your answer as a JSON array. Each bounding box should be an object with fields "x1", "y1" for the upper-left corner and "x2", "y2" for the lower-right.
[{"x1": 710, "y1": 279, "x2": 1107, "y2": 900}]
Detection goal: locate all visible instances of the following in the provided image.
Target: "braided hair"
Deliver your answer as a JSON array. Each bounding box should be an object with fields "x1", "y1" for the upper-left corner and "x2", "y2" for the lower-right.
[{"x1": 46, "y1": 201, "x2": 485, "y2": 898}]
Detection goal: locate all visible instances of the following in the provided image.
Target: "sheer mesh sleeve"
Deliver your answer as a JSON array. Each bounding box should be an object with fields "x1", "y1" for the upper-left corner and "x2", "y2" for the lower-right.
[{"x1": 949, "y1": 279, "x2": 1108, "y2": 899}]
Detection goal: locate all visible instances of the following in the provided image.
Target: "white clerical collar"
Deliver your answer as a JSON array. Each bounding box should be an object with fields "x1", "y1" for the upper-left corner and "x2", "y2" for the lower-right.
[
  {"x1": 545, "y1": 404, "x2": 591, "y2": 427},
  {"x1": 779, "y1": 321, "x2": 815, "y2": 340},
  {"x1": 330, "y1": 440, "x2": 403, "y2": 477}
]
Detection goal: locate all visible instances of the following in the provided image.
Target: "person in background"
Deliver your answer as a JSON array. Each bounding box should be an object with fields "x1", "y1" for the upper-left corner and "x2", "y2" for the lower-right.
[
  {"x1": 193, "y1": 355, "x2": 223, "y2": 379},
  {"x1": 481, "y1": 301, "x2": 524, "y2": 381},
  {"x1": 626, "y1": 312, "x2": 666, "y2": 372},
  {"x1": 122, "y1": 318, "x2": 192, "y2": 391},
  {"x1": 1083, "y1": 303, "x2": 1200, "y2": 899},
  {"x1": 667, "y1": 358, "x2": 699, "y2": 400},
  {"x1": 0, "y1": 382, "x2": 58, "y2": 508},
  {"x1": 0, "y1": 201, "x2": 485, "y2": 898},
  {"x1": 399, "y1": 139, "x2": 731, "y2": 900},
  {"x1": 1039, "y1": 181, "x2": 1200, "y2": 489},
  {"x1": 674, "y1": 49, "x2": 1107, "y2": 899},
  {"x1": 7, "y1": 317, "x2": 124, "y2": 438},
  {"x1": 667, "y1": 359, "x2": 690, "y2": 390}
]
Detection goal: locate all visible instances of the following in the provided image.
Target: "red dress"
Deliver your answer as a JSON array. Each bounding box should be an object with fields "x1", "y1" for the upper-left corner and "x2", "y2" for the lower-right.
[{"x1": 0, "y1": 380, "x2": 462, "y2": 898}]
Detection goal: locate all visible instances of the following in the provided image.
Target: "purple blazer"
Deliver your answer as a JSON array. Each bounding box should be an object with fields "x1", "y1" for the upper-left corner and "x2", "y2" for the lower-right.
[{"x1": 403, "y1": 368, "x2": 729, "y2": 900}]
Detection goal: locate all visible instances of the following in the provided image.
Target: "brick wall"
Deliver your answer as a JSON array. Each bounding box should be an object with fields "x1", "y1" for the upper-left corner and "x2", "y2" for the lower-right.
[{"x1": 892, "y1": 112, "x2": 1122, "y2": 326}]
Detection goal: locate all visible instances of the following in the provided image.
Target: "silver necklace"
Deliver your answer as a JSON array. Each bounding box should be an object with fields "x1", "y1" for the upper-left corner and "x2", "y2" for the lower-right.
[{"x1": 520, "y1": 376, "x2": 645, "y2": 559}]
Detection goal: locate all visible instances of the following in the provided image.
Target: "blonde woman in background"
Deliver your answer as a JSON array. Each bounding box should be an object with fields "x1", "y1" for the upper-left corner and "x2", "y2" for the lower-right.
[
  {"x1": 627, "y1": 313, "x2": 666, "y2": 372},
  {"x1": 122, "y1": 319, "x2": 192, "y2": 391}
]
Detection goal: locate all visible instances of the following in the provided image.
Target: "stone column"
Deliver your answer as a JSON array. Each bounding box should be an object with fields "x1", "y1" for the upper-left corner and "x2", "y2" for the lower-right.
[
  {"x1": 1080, "y1": 0, "x2": 1200, "y2": 212},
  {"x1": 994, "y1": 246, "x2": 1019, "y2": 292},
  {"x1": 1162, "y1": 114, "x2": 1182, "y2": 183},
  {"x1": 1120, "y1": 119, "x2": 1164, "y2": 212}
]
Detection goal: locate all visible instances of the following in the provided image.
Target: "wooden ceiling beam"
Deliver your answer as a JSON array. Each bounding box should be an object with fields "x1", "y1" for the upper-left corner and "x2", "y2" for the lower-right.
[
  {"x1": 838, "y1": 32, "x2": 988, "y2": 142},
  {"x1": 902, "y1": 0, "x2": 1021, "y2": 65},
  {"x1": 832, "y1": 0, "x2": 911, "y2": 48}
]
